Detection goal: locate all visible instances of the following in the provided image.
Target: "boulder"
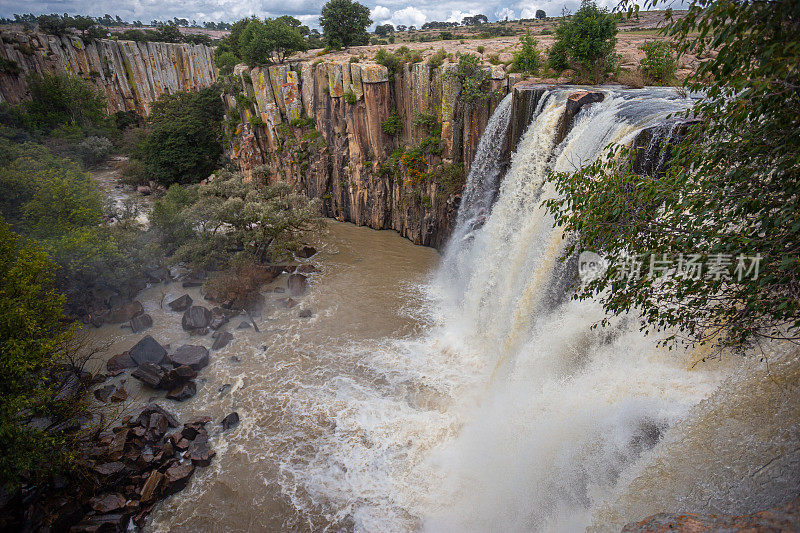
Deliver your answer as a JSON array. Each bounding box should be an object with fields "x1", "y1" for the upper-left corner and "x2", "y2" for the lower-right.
[
  {"x1": 287, "y1": 274, "x2": 308, "y2": 296},
  {"x1": 218, "y1": 384, "x2": 232, "y2": 396},
  {"x1": 211, "y1": 331, "x2": 233, "y2": 351},
  {"x1": 104, "y1": 301, "x2": 144, "y2": 324},
  {"x1": 186, "y1": 433, "x2": 215, "y2": 466},
  {"x1": 90, "y1": 493, "x2": 126, "y2": 514},
  {"x1": 163, "y1": 463, "x2": 195, "y2": 496},
  {"x1": 130, "y1": 313, "x2": 153, "y2": 333},
  {"x1": 71, "y1": 513, "x2": 127, "y2": 532},
  {"x1": 296, "y1": 245, "x2": 317, "y2": 258},
  {"x1": 279, "y1": 298, "x2": 299, "y2": 309},
  {"x1": 140, "y1": 470, "x2": 165, "y2": 504},
  {"x1": 92, "y1": 462, "x2": 125, "y2": 477},
  {"x1": 161, "y1": 365, "x2": 197, "y2": 390},
  {"x1": 209, "y1": 314, "x2": 229, "y2": 330},
  {"x1": 298, "y1": 309, "x2": 313, "y2": 318},
  {"x1": 168, "y1": 294, "x2": 193, "y2": 312},
  {"x1": 297, "y1": 264, "x2": 317, "y2": 273},
  {"x1": 170, "y1": 345, "x2": 209, "y2": 371},
  {"x1": 139, "y1": 403, "x2": 179, "y2": 428},
  {"x1": 106, "y1": 352, "x2": 136, "y2": 372},
  {"x1": 221, "y1": 412, "x2": 240, "y2": 431},
  {"x1": 131, "y1": 362, "x2": 165, "y2": 389},
  {"x1": 129, "y1": 336, "x2": 167, "y2": 366},
  {"x1": 236, "y1": 321, "x2": 252, "y2": 330},
  {"x1": 109, "y1": 387, "x2": 128, "y2": 402},
  {"x1": 181, "y1": 306, "x2": 211, "y2": 330},
  {"x1": 137, "y1": 185, "x2": 152, "y2": 195},
  {"x1": 145, "y1": 266, "x2": 169, "y2": 283},
  {"x1": 94, "y1": 384, "x2": 115, "y2": 402},
  {"x1": 166, "y1": 381, "x2": 196, "y2": 402}
]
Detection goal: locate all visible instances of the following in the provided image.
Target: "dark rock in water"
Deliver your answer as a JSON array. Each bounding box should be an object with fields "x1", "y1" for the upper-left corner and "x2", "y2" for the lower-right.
[
  {"x1": 168, "y1": 294, "x2": 193, "y2": 312},
  {"x1": 218, "y1": 383, "x2": 232, "y2": 396},
  {"x1": 182, "y1": 306, "x2": 211, "y2": 330},
  {"x1": 296, "y1": 245, "x2": 317, "y2": 258},
  {"x1": 188, "y1": 327, "x2": 210, "y2": 336},
  {"x1": 109, "y1": 386, "x2": 128, "y2": 402},
  {"x1": 170, "y1": 345, "x2": 209, "y2": 370},
  {"x1": 140, "y1": 470, "x2": 165, "y2": 504},
  {"x1": 140, "y1": 403, "x2": 179, "y2": 427},
  {"x1": 131, "y1": 362, "x2": 165, "y2": 389},
  {"x1": 161, "y1": 365, "x2": 197, "y2": 390},
  {"x1": 270, "y1": 286, "x2": 286, "y2": 294},
  {"x1": 229, "y1": 355, "x2": 240, "y2": 364},
  {"x1": 287, "y1": 273, "x2": 308, "y2": 296},
  {"x1": 72, "y1": 513, "x2": 127, "y2": 532},
  {"x1": 94, "y1": 384, "x2": 115, "y2": 402},
  {"x1": 129, "y1": 335, "x2": 167, "y2": 366},
  {"x1": 279, "y1": 297, "x2": 299, "y2": 309},
  {"x1": 104, "y1": 300, "x2": 144, "y2": 324},
  {"x1": 90, "y1": 493, "x2": 127, "y2": 514},
  {"x1": 92, "y1": 461, "x2": 125, "y2": 476},
  {"x1": 237, "y1": 320, "x2": 252, "y2": 330},
  {"x1": 209, "y1": 314, "x2": 229, "y2": 330},
  {"x1": 148, "y1": 412, "x2": 170, "y2": 438},
  {"x1": 297, "y1": 264, "x2": 317, "y2": 273},
  {"x1": 187, "y1": 433, "x2": 215, "y2": 466},
  {"x1": 221, "y1": 412, "x2": 240, "y2": 431},
  {"x1": 211, "y1": 331, "x2": 233, "y2": 351},
  {"x1": 163, "y1": 462, "x2": 195, "y2": 496},
  {"x1": 130, "y1": 313, "x2": 153, "y2": 333},
  {"x1": 167, "y1": 380, "x2": 196, "y2": 401},
  {"x1": 298, "y1": 309, "x2": 313, "y2": 318}
]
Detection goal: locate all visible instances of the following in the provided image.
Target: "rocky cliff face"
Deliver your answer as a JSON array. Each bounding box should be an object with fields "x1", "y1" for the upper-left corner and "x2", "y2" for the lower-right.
[
  {"x1": 0, "y1": 31, "x2": 216, "y2": 115},
  {"x1": 225, "y1": 60, "x2": 526, "y2": 248}
]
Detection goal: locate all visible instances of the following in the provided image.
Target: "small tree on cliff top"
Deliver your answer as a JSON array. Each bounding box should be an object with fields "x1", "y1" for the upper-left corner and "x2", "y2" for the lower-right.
[
  {"x1": 320, "y1": 0, "x2": 372, "y2": 49},
  {"x1": 545, "y1": 0, "x2": 800, "y2": 350},
  {"x1": 548, "y1": 0, "x2": 617, "y2": 82}
]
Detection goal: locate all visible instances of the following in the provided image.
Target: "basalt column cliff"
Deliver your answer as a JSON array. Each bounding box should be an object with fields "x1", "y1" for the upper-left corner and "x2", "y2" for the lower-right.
[
  {"x1": 0, "y1": 31, "x2": 216, "y2": 115},
  {"x1": 224, "y1": 61, "x2": 526, "y2": 248}
]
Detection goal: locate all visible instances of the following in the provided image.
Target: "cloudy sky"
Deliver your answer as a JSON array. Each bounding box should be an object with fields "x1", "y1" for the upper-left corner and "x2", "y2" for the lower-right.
[{"x1": 2, "y1": 0, "x2": 650, "y2": 29}]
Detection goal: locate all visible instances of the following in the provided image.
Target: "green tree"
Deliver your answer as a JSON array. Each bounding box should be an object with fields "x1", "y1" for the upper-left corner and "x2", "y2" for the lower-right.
[
  {"x1": 536, "y1": 9, "x2": 547, "y2": 19},
  {"x1": 375, "y1": 23, "x2": 394, "y2": 37},
  {"x1": 511, "y1": 33, "x2": 541, "y2": 74},
  {"x1": 638, "y1": 40, "x2": 677, "y2": 84},
  {"x1": 548, "y1": 0, "x2": 617, "y2": 82},
  {"x1": 24, "y1": 73, "x2": 107, "y2": 133},
  {"x1": 238, "y1": 17, "x2": 307, "y2": 64},
  {"x1": 320, "y1": 0, "x2": 372, "y2": 49},
  {"x1": 545, "y1": 0, "x2": 800, "y2": 348},
  {"x1": 136, "y1": 87, "x2": 224, "y2": 186},
  {"x1": 0, "y1": 221, "x2": 81, "y2": 488}
]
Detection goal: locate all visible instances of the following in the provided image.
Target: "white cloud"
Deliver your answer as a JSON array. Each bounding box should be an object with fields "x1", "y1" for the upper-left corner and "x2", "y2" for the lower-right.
[
  {"x1": 390, "y1": 6, "x2": 426, "y2": 27},
  {"x1": 520, "y1": 6, "x2": 539, "y2": 18},
  {"x1": 446, "y1": 9, "x2": 477, "y2": 23},
  {"x1": 371, "y1": 5, "x2": 391, "y2": 22},
  {"x1": 496, "y1": 7, "x2": 515, "y2": 20}
]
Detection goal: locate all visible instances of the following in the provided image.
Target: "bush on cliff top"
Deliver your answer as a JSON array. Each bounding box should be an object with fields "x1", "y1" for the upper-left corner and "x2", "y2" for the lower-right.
[
  {"x1": 548, "y1": 0, "x2": 618, "y2": 82},
  {"x1": 320, "y1": 0, "x2": 371, "y2": 49}
]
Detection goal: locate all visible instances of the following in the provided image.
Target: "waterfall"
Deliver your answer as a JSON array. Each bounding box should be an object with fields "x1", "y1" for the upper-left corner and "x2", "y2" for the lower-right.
[{"x1": 270, "y1": 87, "x2": 746, "y2": 533}]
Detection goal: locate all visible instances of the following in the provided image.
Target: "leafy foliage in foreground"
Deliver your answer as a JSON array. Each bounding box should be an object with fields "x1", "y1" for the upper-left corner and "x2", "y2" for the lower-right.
[
  {"x1": 0, "y1": 221, "x2": 83, "y2": 487},
  {"x1": 546, "y1": 0, "x2": 800, "y2": 348},
  {"x1": 150, "y1": 167, "x2": 322, "y2": 270}
]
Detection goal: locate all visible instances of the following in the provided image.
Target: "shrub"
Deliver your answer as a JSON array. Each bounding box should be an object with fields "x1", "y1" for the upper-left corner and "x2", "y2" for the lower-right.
[
  {"x1": 549, "y1": 0, "x2": 617, "y2": 81},
  {"x1": 381, "y1": 109, "x2": 403, "y2": 135},
  {"x1": 77, "y1": 136, "x2": 113, "y2": 166},
  {"x1": 477, "y1": 45, "x2": 485, "y2": 54},
  {"x1": 511, "y1": 33, "x2": 541, "y2": 74},
  {"x1": 23, "y1": 73, "x2": 108, "y2": 134},
  {"x1": 343, "y1": 90, "x2": 358, "y2": 104},
  {"x1": 454, "y1": 53, "x2": 488, "y2": 103},
  {"x1": 638, "y1": 40, "x2": 677, "y2": 84},
  {"x1": 427, "y1": 48, "x2": 447, "y2": 68}
]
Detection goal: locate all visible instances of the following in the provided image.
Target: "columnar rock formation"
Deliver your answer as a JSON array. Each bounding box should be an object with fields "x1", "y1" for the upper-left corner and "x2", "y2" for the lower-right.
[
  {"x1": 0, "y1": 31, "x2": 216, "y2": 115},
  {"x1": 225, "y1": 60, "x2": 524, "y2": 248}
]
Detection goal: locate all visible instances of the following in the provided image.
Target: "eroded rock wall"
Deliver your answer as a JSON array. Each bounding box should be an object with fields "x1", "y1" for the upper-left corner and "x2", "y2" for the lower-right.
[
  {"x1": 0, "y1": 31, "x2": 216, "y2": 115},
  {"x1": 226, "y1": 60, "x2": 524, "y2": 248}
]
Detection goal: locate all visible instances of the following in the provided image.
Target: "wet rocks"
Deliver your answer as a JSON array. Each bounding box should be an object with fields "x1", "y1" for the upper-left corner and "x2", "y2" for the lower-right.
[
  {"x1": 103, "y1": 301, "x2": 144, "y2": 324},
  {"x1": 209, "y1": 307, "x2": 231, "y2": 330},
  {"x1": 168, "y1": 294, "x2": 193, "y2": 312},
  {"x1": 129, "y1": 313, "x2": 153, "y2": 333},
  {"x1": 279, "y1": 297, "x2": 299, "y2": 309},
  {"x1": 287, "y1": 273, "x2": 308, "y2": 297},
  {"x1": 211, "y1": 331, "x2": 233, "y2": 350},
  {"x1": 170, "y1": 345, "x2": 209, "y2": 371},
  {"x1": 237, "y1": 320, "x2": 252, "y2": 329},
  {"x1": 161, "y1": 365, "x2": 196, "y2": 390},
  {"x1": 298, "y1": 309, "x2": 313, "y2": 318},
  {"x1": 163, "y1": 463, "x2": 195, "y2": 496},
  {"x1": 90, "y1": 493, "x2": 127, "y2": 514},
  {"x1": 131, "y1": 362, "x2": 166, "y2": 389},
  {"x1": 181, "y1": 306, "x2": 211, "y2": 331},
  {"x1": 221, "y1": 412, "x2": 240, "y2": 431},
  {"x1": 94, "y1": 384, "x2": 115, "y2": 402},
  {"x1": 296, "y1": 264, "x2": 317, "y2": 273},
  {"x1": 187, "y1": 433, "x2": 215, "y2": 467},
  {"x1": 129, "y1": 335, "x2": 167, "y2": 366},
  {"x1": 109, "y1": 386, "x2": 128, "y2": 402},
  {"x1": 106, "y1": 352, "x2": 136, "y2": 372},
  {"x1": 166, "y1": 381, "x2": 196, "y2": 401},
  {"x1": 296, "y1": 245, "x2": 317, "y2": 258}
]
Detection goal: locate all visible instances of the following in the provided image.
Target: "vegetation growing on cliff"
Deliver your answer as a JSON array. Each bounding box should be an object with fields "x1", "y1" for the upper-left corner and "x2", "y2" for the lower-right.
[{"x1": 546, "y1": 0, "x2": 800, "y2": 348}]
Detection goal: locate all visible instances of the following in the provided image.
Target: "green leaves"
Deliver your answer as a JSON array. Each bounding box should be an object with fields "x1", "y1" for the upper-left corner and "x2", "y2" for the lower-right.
[
  {"x1": 320, "y1": 0, "x2": 372, "y2": 49},
  {"x1": 549, "y1": 0, "x2": 618, "y2": 82}
]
